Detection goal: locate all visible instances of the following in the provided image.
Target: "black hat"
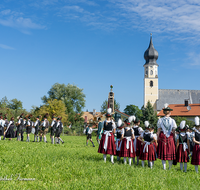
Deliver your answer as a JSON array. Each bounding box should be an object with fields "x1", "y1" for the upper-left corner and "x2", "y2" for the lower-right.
[
  {"x1": 134, "y1": 118, "x2": 140, "y2": 124},
  {"x1": 124, "y1": 119, "x2": 130, "y2": 125},
  {"x1": 163, "y1": 103, "x2": 173, "y2": 111}
]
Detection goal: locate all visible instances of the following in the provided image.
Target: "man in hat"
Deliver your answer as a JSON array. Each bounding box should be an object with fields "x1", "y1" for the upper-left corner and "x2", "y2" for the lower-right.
[
  {"x1": 21, "y1": 117, "x2": 27, "y2": 141},
  {"x1": 26, "y1": 115, "x2": 32, "y2": 142},
  {"x1": 17, "y1": 113, "x2": 24, "y2": 141},
  {"x1": 157, "y1": 103, "x2": 177, "y2": 170},
  {"x1": 96, "y1": 117, "x2": 103, "y2": 145},
  {"x1": 33, "y1": 116, "x2": 41, "y2": 142},
  {"x1": 132, "y1": 117, "x2": 143, "y2": 165},
  {"x1": 86, "y1": 124, "x2": 95, "y2": 147},
  {"x1": 50, "y1": 115, "x2": 57, "y2": 144},
  {"x1": 40, "y1": 114, "x2": 49, "y2": 143},
  {"x1": 0, "y1": 114, "x2": 5, "y2": 140},
  {"x1": 3, "y1": 115, "x2": 9, "y2": 138},
  {"x1": 55, "y1": 117, "x2": 64, "y2": 144}
]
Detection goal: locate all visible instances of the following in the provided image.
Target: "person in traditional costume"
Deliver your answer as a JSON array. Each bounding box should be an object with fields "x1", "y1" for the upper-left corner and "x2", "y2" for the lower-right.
[
  {"x1": 26, "y1": 114, "x2": 33, "y2": 142},
  {"x1": 86, "y1": 124, "x2": 95, "y2": 147},
  {"x1": 119, "y1": 116, "x2": 136, "y2": 166},
  {"x1": 96, "y1": 117, "x2": 103, "y2": 145},
  {"x1": 33, "y1": 116, "x2": 41, "y2": 142},
  {"x1": 50, "y1": 115, "x2": 57, "y2": 144},
  {"x1": 21, "y1": 117, "x2": 26, "y2": 141},
  {"x1": 0, "y1": 114, "x2": 5, "y2": 140},
  {"x1": 98, "y1": 108, "x2": 116, "y2": 164},
  {"x1": 175, "y1": 121, "x2": 190, "y2": 172},
  {"x1": 5, "y1": 117, "x2": 15, "y2": 140},
  {"x1": 191, "y1": 117, "x2": 200, "y2": 173},
  {"x1": 187, "y1": 127, "x2": 195, "y2": 156},
  {"x1": 40, "y1": 113, "x2": 49, "y2": 143},
  {"x1": 55, "y1": 117, "x2": 64, "y2": 144},
  {"x1": 157, "y1": 103, "x2": 177, "y2": 170},
  {"x1": 132, "y1": 117, "x2": 143, "y2": 165},
  {"x1": 138, "y1": 121, "x2": 157, "y2": 168},
  {"x1": 3, "y1": 114, "x2": 9, "y2": 137},
  {"x1": 16, "y1": 113, "x2": 24, "y2": 141},
  {"x1": 115, "y1": 119, "x2": 123, "y2": 161}
]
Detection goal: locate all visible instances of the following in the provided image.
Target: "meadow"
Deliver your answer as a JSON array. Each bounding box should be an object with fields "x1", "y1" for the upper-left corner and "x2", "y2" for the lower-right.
[{"x1": 0, "y1": 135, "x2": 200, "y2": 190}]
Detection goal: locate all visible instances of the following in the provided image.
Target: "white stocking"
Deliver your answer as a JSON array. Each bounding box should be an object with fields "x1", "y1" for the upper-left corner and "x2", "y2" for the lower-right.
[
  {"x1": 162, "y1": 160, "x2": 166, "y2": 170},
  {"x1": 129, "y1": 158, "x2": 132, "y2": 166},
  {"x1": 110, "y1": 155, "x2": 114, "y2": 163},
  {"x1": 124, "y1": 157, "x2": 127, "y2": 165},
  {"x1": 149, "y1": 161, "x2": 153, "y2": 169},
  {"x1": 103, "y1": 154, "x2": 107, "y2": 162}
]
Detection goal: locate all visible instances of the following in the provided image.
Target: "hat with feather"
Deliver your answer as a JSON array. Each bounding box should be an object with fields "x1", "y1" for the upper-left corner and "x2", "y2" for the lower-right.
[
  {"x1": 163, "y1": 103, "x2": 173, "y2": 111},
  {"x1": 194, "y1": 116, "x2": 200, "y2": 127},
  {"x1": 106, "y1": 108, "x2": 112, "y2": 117},
  {"x1": 179, "y1": 120, "x2": 187, "y2": 130},
  {"x1": 117, "y1": 119, "x2": 123, "y2": 128},
  {"x1": 134, "y1": 117, "x2": 140, "y2": 124}
]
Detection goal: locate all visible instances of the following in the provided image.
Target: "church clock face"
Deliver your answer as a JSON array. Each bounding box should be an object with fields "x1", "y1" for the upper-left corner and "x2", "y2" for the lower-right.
[{"x1": 150, "y1": 70, "x2": 153, "y2": 75}]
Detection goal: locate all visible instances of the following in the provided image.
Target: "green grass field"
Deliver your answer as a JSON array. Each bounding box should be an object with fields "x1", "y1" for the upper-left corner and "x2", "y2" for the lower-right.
[{"x1": 0, "y1": 135, "x2": 200, "y2": 190}]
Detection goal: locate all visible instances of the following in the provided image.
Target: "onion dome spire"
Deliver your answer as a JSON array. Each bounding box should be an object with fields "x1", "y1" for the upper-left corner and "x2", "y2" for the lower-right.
[{"x1": 144, "y1": 33, "x2": 158, "y2": 66}]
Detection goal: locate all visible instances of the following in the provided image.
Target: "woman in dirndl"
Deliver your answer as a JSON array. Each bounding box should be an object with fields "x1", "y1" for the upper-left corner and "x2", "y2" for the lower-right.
[
  {"x1": 138, "y1": 121, "x2": 157, "y2": 168},
  {"x1": 98, "y1": 108, "x2": 116, "y2": 164},
  {"x1": 119, "y1": 116, "x2": 136, "y2": 166},
  {"x1": 5, "y1": 117, "x2": 15, "y2": 140},
  {"x1": 191, "y1": 116, "x2": 200, "y2": 173},
  {"x1": 132, "y1": 117, "x2": 143, "y2": 165},
  {"x1": 176, "y1": 121, "x2": 190, "y2": 172},
  {"x1": 157, "y1": 104, "x2": 177, "y2": 170},
  {"x1": 115, "y1": 119, "x2": 123, "y2": 161}
]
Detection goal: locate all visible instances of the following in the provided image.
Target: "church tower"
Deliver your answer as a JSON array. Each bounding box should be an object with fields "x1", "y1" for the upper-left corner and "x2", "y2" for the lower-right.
[{"x1": 144, "y1": 34, "x2": 159, "y2": 111}]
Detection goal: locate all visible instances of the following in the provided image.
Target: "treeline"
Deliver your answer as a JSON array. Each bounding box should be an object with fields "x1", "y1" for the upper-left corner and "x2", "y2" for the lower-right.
[{"x1": 0, "y1": 83, "x2": 86, "y2": 127}]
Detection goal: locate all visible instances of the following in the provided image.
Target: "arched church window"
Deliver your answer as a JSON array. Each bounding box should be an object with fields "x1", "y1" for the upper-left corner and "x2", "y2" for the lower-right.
[
  {"x1": 150, "y1": 80, "x2": 153, "y2": 87},
  {"x1": 150, "y1": 70, "x2": 153, "y2": 75}
]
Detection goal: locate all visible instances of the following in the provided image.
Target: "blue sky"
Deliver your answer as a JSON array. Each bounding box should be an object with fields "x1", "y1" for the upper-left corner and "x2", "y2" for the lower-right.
[{"x1": 0, "y1": 0, "x2": 200, "y2": 112}]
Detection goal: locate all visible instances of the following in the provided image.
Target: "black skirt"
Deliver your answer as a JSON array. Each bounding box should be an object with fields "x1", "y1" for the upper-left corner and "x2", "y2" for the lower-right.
[
  {"x1": 0, "y1": 126, "x2": 4, "y2": 136},
  {"x1": 26, "y1": 126, "x2": 32, "y2": 134},
  {"x1": 6, "y1": 126, "x2": 15, "y2": 138}
]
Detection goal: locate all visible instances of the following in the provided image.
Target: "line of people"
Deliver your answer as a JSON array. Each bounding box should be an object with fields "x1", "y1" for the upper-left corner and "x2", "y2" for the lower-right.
[
  {"x1": 0, "y1": 113, "x2": 64, "y2": 144},
  {"x1": 97, "y1": 105, "x2": 200, "y2": 173}
]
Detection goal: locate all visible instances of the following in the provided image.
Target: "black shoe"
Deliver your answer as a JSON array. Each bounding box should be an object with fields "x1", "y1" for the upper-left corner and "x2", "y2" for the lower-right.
[
  {"x1": 93, "y1": 145, "x2": 95, "y2": 147},
  {"x1": 62, "y1": 142, "x2": 64, "y2": 144}
]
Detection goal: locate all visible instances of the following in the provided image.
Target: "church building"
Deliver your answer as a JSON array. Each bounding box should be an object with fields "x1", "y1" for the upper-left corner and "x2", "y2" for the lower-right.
[{"x1": 144, "y1": 35, "x2": 200, "y2": 113}]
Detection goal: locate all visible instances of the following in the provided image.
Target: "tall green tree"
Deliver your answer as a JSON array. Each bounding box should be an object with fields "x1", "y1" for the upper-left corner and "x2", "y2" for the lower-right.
[
  {"x1": 8, "y1": 99, "x2": 23, "y2": 110},
  {"x1": 100, "y1": 99, "x2": 120, "y2": 113},
  {"x1": 141, "y1": 101, "x2": 158, "y2": 130},
  {"x1": 0, "y1": 96, "x2": 9, "y2": 108},
  {"x1": 124, "y1": 104, "x2": 142, "y2": 119},
  {"x1": 41, "y1": 83, "x2": 86, "y2": 125}
]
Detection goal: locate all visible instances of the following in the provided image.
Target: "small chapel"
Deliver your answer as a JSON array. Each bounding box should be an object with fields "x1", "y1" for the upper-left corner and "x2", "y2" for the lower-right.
[{"x1": 143, "y1": 35, "x2": 200, "y2": 118}]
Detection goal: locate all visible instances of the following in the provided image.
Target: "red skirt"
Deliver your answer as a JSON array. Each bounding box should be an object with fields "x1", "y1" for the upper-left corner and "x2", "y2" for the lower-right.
[
  {"x1": 136, "y1": 138, "x2": 142, "y2": 157},
  {"x1": 157, "y1": 132, "x2": 176, "y2": 160},
  {"x1": 176, "y1": 144, "x2": 189, "y2": 163},
  {"x1": 98, "y1": 133, "x2": 116, "y2": 155},
  {"x1": 191, "y1": 144, "x2": 200, "y2": 165},
  {"x1": 119, "y1": 138, "x2": 136, "y2": 158},
  {"x1": 139, "y1": 143, "x2": 157, "y2": 161},
  {"x1": 115, "y1": 140, "x2": 122, "y2": 156}
]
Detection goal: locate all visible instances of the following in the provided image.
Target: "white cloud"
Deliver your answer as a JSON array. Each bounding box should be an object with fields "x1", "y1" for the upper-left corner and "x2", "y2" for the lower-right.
[
  {"x1": 110, "y1": 0, "x2": 200, "y2": 37},
  {"x1": 0, "y1": 44, "x2": 15, "y2": 50},
  {"x1": 188, "y1": 52, "x2": 200, "y2": 66}
]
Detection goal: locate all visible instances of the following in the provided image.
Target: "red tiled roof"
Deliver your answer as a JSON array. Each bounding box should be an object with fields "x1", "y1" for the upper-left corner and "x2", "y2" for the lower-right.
[
  {"x1": 157, "y1": 104, "x2": 200, "y2": 117},
  {"x1": 115, "y1": 109, "x2": 130, "y2": 117}
]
